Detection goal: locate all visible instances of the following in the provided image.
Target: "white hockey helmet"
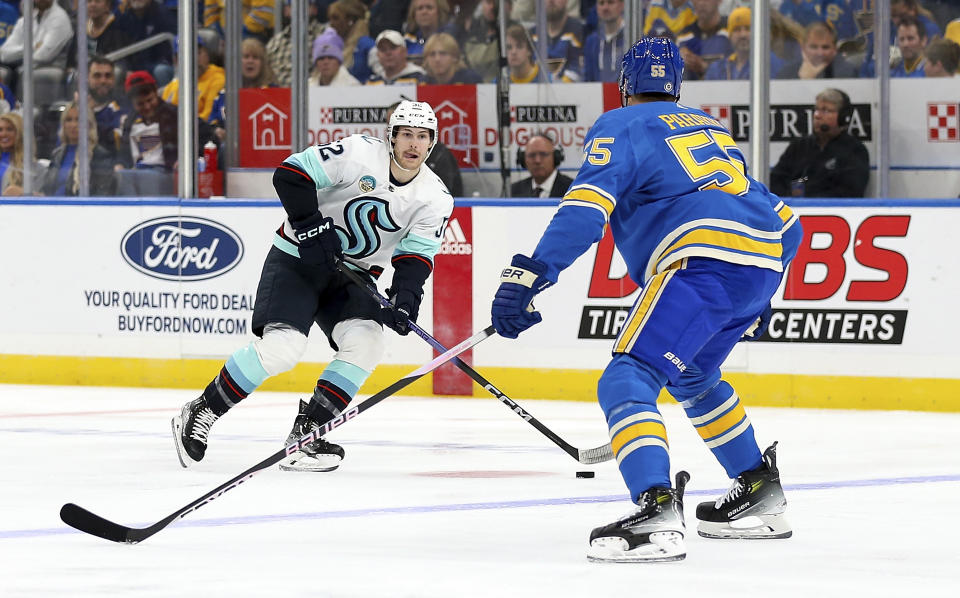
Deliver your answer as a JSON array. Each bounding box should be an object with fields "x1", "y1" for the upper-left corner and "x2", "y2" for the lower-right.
[{"x1": 387, "y1": 100, "x2": 438, "y2": 161}]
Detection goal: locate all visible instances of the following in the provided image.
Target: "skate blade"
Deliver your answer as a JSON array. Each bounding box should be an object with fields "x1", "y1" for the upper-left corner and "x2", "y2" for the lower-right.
[
  {"x1": 587, "y1": 532, "x2": 686, "y2": 563},
  {"x1": 697, "y1": 514, "x2": 793, "y2": 539},
  {"x1": 279, "y1": 452, "x2": 341, "y2": 473},
  {"x1": 170, "y1": 413, "x2": 196, "y2": 469}
]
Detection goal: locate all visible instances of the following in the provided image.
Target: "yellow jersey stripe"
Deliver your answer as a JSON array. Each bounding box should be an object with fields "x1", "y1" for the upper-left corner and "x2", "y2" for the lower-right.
[
  {"x1": 704, "y1": 416, "x2": 753, "y2": 449},
  {"x1": 608, "y1": 411, "x2": 664, "y2": 436},
  {"x1": 688, "y1": 394, "x2": 738, "y2": 425},
  {"x1": 616, "y1": 436, "x2": 669, "y2": 464},
  {"x1": 695, "y1": 401, "x2": 747, "y2": 440},
  {"x1": 561, "y1": 187, "x2": 615, "y2": 217},
  {"x1": 610, "y1": 420, "x2": 668, "y2": 456},
  {"x1": 614, "y1": 269, "x2": 675, "y2": 353}
]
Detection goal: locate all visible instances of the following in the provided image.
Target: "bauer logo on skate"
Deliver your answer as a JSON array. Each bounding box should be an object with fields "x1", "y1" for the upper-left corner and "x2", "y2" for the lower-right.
[{"x1": 121, "y1": 216, "x2": 244, "y2": 281}]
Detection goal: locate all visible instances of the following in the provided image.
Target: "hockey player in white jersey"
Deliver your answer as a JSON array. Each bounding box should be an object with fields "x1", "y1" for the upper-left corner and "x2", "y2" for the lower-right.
[{"x1": 173, "y1": 101, "x2": 453, "y2": 472}]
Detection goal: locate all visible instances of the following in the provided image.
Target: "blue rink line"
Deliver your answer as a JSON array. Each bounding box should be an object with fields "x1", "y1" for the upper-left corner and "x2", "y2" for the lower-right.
[{"x1": 2, "y1": 474, "x2": 958, "y2": 541}]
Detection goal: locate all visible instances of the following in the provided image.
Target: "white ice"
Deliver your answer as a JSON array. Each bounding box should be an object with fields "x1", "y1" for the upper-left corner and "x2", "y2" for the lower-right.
[{"x1": 2, "y1": 384, "x2": 958, "y2": 597}]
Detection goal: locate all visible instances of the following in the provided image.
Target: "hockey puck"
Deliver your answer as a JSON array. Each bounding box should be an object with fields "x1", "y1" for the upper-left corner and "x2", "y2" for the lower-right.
[{"x1": 575, "y1": 471, "x2": 595, "y2": 478}]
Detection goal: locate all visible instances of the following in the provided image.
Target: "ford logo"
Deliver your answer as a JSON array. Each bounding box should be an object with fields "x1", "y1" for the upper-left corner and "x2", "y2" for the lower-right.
[{"x1": 121, "y1": 216, "x2": 244, "y2": 281}]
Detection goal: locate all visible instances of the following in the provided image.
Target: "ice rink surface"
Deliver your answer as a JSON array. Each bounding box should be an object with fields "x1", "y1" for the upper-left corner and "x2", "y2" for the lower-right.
[{"x1": 2, "y1": 383, "x2": 958, "y2": 597}]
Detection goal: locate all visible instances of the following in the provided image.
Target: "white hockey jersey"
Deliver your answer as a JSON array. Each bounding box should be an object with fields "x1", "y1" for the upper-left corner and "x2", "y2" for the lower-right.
[{"x1": 275, "y1": 134, "x2": 453, "y2": 274}]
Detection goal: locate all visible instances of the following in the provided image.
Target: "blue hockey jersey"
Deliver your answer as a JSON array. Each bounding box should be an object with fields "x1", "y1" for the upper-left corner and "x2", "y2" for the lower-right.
[{"x1": 532, "y1": 101, "x2": 799, "y2": 286}]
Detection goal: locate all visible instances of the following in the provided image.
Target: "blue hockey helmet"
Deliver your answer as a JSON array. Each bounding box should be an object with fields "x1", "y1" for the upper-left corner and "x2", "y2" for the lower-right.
[{"x1": 618, "y1": 37, "x2": 685, "y2": 106}]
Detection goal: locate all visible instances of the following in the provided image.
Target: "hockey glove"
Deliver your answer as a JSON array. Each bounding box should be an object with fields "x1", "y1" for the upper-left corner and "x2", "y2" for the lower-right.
[
  {"x1": 741, "y1": 302, "x2": 773, "y2": 341},
  {"x1": 381, "y1": 255, "x2": 430, "y2": 336},
  {"x1": 381, "y1": 287, "x2": 421, "y2": 335},
  {"x1": 291, "y1": 212, "x2": 342, "y2": 271},
  {"x1": 491, "y1": 254, "x2": 553, "y2": 339}
]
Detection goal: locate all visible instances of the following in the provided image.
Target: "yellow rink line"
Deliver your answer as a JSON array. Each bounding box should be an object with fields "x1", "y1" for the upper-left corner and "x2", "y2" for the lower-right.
[{"x1": 1, "y1": 355, "x2": 958, "y2": 413}]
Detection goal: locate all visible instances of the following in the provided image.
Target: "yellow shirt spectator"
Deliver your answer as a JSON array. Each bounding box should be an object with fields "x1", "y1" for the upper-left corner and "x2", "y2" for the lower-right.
[
  {"x1": 203, "y1": 0, "x2": 274, "y2": 39},
  {"x1": 161, "y1": 63, "x2": 226, "y2": 122}
]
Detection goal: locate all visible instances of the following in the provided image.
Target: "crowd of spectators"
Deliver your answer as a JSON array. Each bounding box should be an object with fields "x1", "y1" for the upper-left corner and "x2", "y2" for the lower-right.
[{"x1": 0, "y1": 0, "x2": 957, "y2": 197}]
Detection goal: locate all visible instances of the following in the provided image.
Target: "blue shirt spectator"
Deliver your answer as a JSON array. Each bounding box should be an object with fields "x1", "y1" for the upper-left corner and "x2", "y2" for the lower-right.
[
  {"x1": 584, "y1": 0, "x2": 625, "y2": 82},
  {"x1": 529, "y1": 0, "x2": 585, "y2": 82}
]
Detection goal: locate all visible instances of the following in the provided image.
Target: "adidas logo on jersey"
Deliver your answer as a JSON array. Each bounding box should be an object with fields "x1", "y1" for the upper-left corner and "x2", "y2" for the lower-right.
[{"x1": 440, "y1": 219, "x2": 472, "y2": 255}]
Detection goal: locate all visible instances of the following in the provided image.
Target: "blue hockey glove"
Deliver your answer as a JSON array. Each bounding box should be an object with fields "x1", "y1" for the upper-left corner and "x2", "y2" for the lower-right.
[
  {"x1": 741, "y1": 303, "x2": 773, "y2": 341},
  {"x1": 382, "y1": 287, "x2": 421, "y2": 335},
  {"x1": 491, "y1": 254, "x2": 553, "y2": 339},
  {"x1": 292, "y1": 212, "x2": 342, "y2": 270}
]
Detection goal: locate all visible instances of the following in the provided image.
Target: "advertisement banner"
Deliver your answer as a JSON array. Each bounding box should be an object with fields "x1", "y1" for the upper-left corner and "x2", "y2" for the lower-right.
[
  {"x1": 238, "y1": 87, "x2": 292, "y2": 168},
  {"x1": 431, "y1": 207, "x2": 474, "y2": 395}
]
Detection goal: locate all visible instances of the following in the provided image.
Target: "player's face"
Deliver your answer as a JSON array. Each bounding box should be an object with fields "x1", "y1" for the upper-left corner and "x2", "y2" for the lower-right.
[
  {"x1": 88, "y1": 63, "x2": 115, "y2": 100},
  {"x1": 523, "y1": 136, "x2": 556, "y2": 181},
  {"x1": 392, "y1": 126, "x2": 432, "y2": 170},
  {"x1": 802, "y1": 31, "x2": 836, "y2": 67},
  {"x1": 897, "y1": 25, "x2": 925, "y2": 61},
  {"x1": 0, "y1": 118, "x2": 16, "y2": 152}
]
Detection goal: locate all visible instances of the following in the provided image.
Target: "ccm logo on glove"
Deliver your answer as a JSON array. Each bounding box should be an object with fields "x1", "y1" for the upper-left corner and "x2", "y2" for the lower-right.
[{"x1": 295, "y1": 220, "x2": 332, "y2": 241}]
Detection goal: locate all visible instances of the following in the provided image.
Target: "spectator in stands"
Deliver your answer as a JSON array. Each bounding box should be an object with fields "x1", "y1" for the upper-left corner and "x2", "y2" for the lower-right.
[
  {"x1": 584, "y1": 0, "x2": 625, "y2": 82},
  {"x1": 0, "y1": 111, "x2": 43, "y2": 196},
  {"x1": 677, "y1": 0, "x2": 731, "y2": 80},
  {"x1": 0, "y1": 0, "x2": 73, "y2": 69},
  {"x1": 161, "y1": 35, "x2": 226, "y2": 122},
  {"x1": 309, "y1": 28, "x2": 361, "y2": 86},
  {"x1": 924, "y1": 38, "x2": 959, "y2": 76},
  {"x1": 115, "y1": 0, "x2": 177, "y2": 87},
  {"x1": 510, "y1": 133, "x2": 572, "y2": 198},
  {"x1": 644, "y1": 0, "x2": 695, "y2": 38},
  {"x1": 770, "y1": 88, "x2": 868, "y2": 198},
  {"x1": 892, "y1": 16, "x2": 928, "y2": 77},
  {"x1": 512, "y1": 0, "x2": 581, "y2": 22},
  {"x1": 947, "y1": 19, "x2": 960, "y2": 47},
  {"x1": 88, "y1": 55, "x2": 127, "y2": 163},
  {"x1": 385, "y1": 100, "x2": 463, "y2": 197},
  {"x1": 422, "y1": 32, "x2": 482, "y2": 84},
  {"x1": 327, "y1": 0, "x2": 376, "y2": 83},
  {"x1": 266, "y1": 0, "x2": 326, "y2": 86},
  {"x1": 770, "y1": 10, "x2": 803, "y2": 66},
  {"x1": 891, "y1": 0, "x2": 941, "y2": 43},
  {"x1": 778, "y1": 0, "x2": 821, "y2": 29},
  {"x1": 403, "y1": 0, "x2": 456, "y2": 60},
  {"x1": 705, "y1": 7, "x2": 784, "y2": 80},
  {"x1": 529, "y1": 0, "x2": 585, "y2": 82},
  {"x1": 505, "y1": 22, "x2": 550, "y2": 83},
  {"x1": 0, "y1": 78, "x2": 18, "y2": 113},
  {"x1": 41, "y1": 101, "x2": 115, "y2": 196},
  {"x1": 68, "y1": 0, "x2": 132, "y2": 70},
  {"x1": 367, "y1": 29, "x2": 427, "y2": 84},
  {"x1": 0, "y1": 1, "x2": 18, "y2": 49},
  {"x1": 369, "y1": 0, "x2": 411, "y2": 39},
  {"x1": 464, "y1": 0, "x2": 513, "y2": 83},
  {"x1": 776, "y1": 21, "x2": 857, "y2": 79},
  {"x1": 203, "y1": 0, "x2": 275, "y2": 44},
  {"x1": 208, "y1": 37, "x2": 279, "y2": 142}
]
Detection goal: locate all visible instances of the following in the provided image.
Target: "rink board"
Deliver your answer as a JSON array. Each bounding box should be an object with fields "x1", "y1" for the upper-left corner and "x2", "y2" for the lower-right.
[{"x1": 0, "y1": 199, "x2": 958, "y2": 411}]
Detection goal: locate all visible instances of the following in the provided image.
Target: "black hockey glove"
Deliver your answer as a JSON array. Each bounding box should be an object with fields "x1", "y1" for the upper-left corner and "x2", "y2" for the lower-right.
[
  {"x1": 291, "y1": 212, "x2": 342, "y2": 271},
  {"x1": 741, "y1": 302, "x2": 773, "y2": 341},
  {"x1": 491, "y1": 254, "x2": 553, "y2": 339},
  {"x1": 381, "y1": 255, "x2": 431, "y2": 335}
]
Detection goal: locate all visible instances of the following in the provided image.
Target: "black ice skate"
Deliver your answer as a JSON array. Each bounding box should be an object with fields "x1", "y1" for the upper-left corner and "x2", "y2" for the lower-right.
[
  {"x1": 172, "y1": 396, "x2": 220, "y2": 468},
  {"x1": 696, "y1": 442, "x2": 792, "y2": 539},
  {"x1": 587, "y1": 471, "x2": 690, "y2": 563},
  {"x1": 279, "y1": 399, "x2": 345, "y2": 472}
]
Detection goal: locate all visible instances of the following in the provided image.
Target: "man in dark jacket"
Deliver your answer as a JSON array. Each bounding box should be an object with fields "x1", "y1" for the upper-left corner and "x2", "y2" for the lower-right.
[
  {"x1": 510, "y1": 133, "x2": 573, "y2": 198},
  {"x1": 770, "y1": 88, "x2": 869, "y2": 198}
]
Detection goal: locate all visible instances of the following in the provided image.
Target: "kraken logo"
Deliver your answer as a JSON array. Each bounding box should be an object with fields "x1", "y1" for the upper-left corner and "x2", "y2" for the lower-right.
[{"x1": 338, "y1": 197, "x2": 401, "y2": 259}]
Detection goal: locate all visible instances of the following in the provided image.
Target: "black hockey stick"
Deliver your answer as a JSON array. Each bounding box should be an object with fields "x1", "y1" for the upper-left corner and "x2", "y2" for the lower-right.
[
  {"x1": 60, "y1": 325, "x2": 496, "y2": 544},
  {"x1": 338, "y1": 262, "x2": 614, "y2": 465}
]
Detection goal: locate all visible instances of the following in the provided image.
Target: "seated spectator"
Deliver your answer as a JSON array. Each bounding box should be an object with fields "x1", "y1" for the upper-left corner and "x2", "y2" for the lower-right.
[
  {"x1": 327, "y1": 0, "x2": 376, "y2": 83},
  {"x1": 924, "y1": 38, "x2": 959, "y2": 77},
  {"x1": 584, "y1": 0, "x2": 625, "y2": 82},
  {"x1": 0, "y1": 111, "x2": 44, "y2": 196},
  {"x1": 677, "y1": 0, "x2": 731, "y2": 80},
  {"x1": 776, "y1": 21, "x2": 857, "y2": 79},
  {"x1": 369, "y1": 0, "x2": 411, "y2": 39},
  {"x1": 385, "y1": 100, "x2": 462, "y2": 196},
  {"x1": 422, "y1": 32, "x2": 482, "y2": 84},
  {"x1": 512, "y1": 0, "x2": 580, "y2": 22},
  {"x1": 770, "y1": 88, "x2": 868, "y2": 198},
  {"x1": 366, "y1": 29, "x2": 427, "y2": 84},
  {"x1": 510, "y1": 133, "x2": 571, "y2": 198},
  {"x1": 161, "y1": 35, "x2": 226, "y2": 122},
  {"x1": 208, "y1": 38, "x2": 279, "y2": 142},
  {"x1": 0, "y1": 79, "x2": 18, "y2": 113},
  {"x1": 644, "y1": 0, "x2": 695, "y2": 38},
  {"x1": 464, "y1": 0, "x2": 513, "y2": 83},
  {"x1": 265, "y1": 0, "x2": 325, "y2": 86},
  {"x1": 504, "y1": 22, "x2": 550, "y2": 83},
  {"x1": 892, "y1": 16, "x2": 928, "y2": 77},
  {"x1": 88, "y1": 55, "x2": 128, "y2": 164},
  {"x1": 890, "y1": 0, "x2": 941, "y2": 44},
  {"x1": 403, "y1": 0, "x2": 456, "y2": 60},
  {"x1": 770, "y1": 10, "x2": 803, "y2": 66},
  {"x1": 0, "y1": 0, "x2": 74, "y2": 69},
  {"x1": 115, "y1": 0, "x2": 177, "y2": 87},
  {"x1": 309, "y1": 28, "x2": 361, "y2": 85},
  {"x1": 778, "y1": 0, "x2": 821, "y2": 29},
  {"x1": 529, "y1": 0, "x2": 585, "y2": 82},
  {"x1": 203, "y1": 0, "x2": 275, "y2": 44},
  {"x1": 68, "y1": 0, "x2": 132, "y2": 70},
  {"x1": 0, "y1": 1, "x2": 17, "y2": 49},
  {"x1": 705, "y1": 7, "x2": 784, "y2": 80},
  {"x1": 41, "y1": 101, "x2": 115, "y2": 196}
]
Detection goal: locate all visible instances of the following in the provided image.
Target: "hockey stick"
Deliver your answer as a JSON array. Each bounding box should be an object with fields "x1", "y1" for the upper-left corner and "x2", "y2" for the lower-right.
[
  {"x1": 338, "y1": 262, "x2": 614, "y2": 465},
  {"x1": 60, "y1": 325, "x2": 496, "y2": 544}
]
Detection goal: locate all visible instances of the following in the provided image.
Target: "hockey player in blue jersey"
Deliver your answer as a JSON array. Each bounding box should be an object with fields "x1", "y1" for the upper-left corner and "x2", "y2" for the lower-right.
[{"x1": 492, "y1": 37, "x2": 802, "y2": 562}]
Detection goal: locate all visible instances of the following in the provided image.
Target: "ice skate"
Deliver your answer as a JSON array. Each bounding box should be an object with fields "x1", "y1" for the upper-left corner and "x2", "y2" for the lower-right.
[
  {"x1": 172, "y1": 396, "x2": 220, "y2": 467},
  {"x1": 696, "y1": 442, "x2": 792, "y2": 539},
  {"x1": 279, "y1": 400, "x2": 345, "y2": 472},
  {"x1": 587, "y1": 471, "x2": 690, "y2": 563}
]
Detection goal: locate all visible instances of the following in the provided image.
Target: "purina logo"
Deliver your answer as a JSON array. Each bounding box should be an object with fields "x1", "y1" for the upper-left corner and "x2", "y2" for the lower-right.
[
  {"x1": 440, "y1": 218, "x2": 471, "y2": 255},
  {"x1": 121, "y1": 216, "x2": 244, "y2": 281}
]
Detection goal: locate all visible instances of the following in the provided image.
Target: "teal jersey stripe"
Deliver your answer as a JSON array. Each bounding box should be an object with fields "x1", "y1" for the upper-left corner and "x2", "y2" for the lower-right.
[
  {"x1": 225, "y1": 343, "x2": 270, "y2": 393},
  {"x1": 396, "y1": 232, "x2": 441, "y2": 259},
  {"x1": 285, "y1": 150, "x2": 333, "y2": 189},
  {"x1": 274, "y1": 232, "x2": 300, "y2": 257},
  {"x1": 319, "y1": 359, "x2": 371, "y2": 397}
]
